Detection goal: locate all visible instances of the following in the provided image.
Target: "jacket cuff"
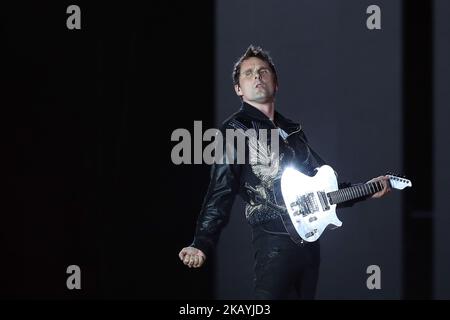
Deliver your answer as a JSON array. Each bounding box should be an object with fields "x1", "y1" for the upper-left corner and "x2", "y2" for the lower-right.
[{"x1": 190, "y1": 236, "x2": 214, "y2": 257}]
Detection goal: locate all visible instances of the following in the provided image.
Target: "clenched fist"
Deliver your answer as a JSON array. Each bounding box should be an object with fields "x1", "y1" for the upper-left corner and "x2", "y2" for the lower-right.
[{"x1": 178, "y1": 246, "x2": 206, "y2": 268}]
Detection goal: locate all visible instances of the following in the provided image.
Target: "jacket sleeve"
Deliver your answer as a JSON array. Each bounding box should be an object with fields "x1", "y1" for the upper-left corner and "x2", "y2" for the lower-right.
[{"x1": 190, "y1": 126, "x2": 242, "y2": 256}]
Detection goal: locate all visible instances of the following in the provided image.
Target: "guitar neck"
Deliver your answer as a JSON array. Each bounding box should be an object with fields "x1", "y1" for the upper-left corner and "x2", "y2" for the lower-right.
[{"x1": 328, "y1": 180, "x2": 388, "y2": 205}]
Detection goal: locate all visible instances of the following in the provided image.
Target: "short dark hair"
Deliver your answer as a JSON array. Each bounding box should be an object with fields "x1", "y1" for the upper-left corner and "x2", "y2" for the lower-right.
[{"x1": 232, "y1": 45, "x2": 278, "y2": 86}]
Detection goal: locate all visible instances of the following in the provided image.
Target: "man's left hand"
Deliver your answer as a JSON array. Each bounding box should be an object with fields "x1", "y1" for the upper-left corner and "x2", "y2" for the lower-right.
[{"x1": 367, "y1": 176, "x2": 391, "y2": 199}]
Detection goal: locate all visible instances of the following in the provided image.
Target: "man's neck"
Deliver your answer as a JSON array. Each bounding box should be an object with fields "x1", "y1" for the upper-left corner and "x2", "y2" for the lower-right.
[{"x1": 244, "y1": 100, "x2": 275, "y2": 120}]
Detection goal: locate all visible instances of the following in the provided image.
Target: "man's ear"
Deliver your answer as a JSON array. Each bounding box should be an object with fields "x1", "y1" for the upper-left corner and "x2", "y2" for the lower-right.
[{"x1": 234, "y1": 84, "x2": 243, "y2": 97}]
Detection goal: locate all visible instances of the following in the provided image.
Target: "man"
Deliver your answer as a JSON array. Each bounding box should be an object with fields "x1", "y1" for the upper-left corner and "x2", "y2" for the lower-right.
[{"x1": 178, "y1": 45, "x2": 390, "y2": 299}]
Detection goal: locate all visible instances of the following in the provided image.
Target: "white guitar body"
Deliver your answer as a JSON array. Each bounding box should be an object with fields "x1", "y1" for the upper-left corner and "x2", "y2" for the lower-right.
[
  {"x1": 281, "y1": 165, "x2": 341, "y2": 242},
  {"x1": 280, "y1": 165, "x2": 412, "y2": 242}
]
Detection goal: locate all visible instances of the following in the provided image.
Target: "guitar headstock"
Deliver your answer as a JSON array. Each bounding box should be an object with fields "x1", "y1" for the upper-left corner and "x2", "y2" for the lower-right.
[{"x1": 386, "y1": 173, "x2": 412, "y2": 190}]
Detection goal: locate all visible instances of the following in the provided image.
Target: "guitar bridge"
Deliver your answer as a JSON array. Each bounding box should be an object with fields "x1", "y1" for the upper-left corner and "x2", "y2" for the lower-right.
[{"x1": 290, "y1": 192, "x2": 318, "y2": 216}]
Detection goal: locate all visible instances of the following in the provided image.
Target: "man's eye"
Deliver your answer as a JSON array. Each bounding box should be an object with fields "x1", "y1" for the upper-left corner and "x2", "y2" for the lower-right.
[{"x1": 245, "y1": 71, "x2": 252, "y2": 77}]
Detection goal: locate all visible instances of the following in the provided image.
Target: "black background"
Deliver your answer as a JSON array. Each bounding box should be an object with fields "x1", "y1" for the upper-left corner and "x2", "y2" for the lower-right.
[{"x1": 2, "y1": 1, "x2": 214, "y2": 299}]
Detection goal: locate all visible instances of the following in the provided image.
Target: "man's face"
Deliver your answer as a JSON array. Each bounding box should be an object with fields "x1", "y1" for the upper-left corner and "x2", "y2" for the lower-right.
[{"x1": 234, "y1": 57, "x2": 277, "y2": 104}]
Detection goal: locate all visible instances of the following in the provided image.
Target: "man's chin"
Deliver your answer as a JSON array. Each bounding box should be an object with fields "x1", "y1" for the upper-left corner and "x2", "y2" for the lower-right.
[{"x1": 252, "y1": 95, "x2": 273, "y2": 104}]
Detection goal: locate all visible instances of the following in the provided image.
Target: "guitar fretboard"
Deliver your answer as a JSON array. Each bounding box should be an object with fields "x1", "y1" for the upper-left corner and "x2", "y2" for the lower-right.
[{"x1": 328, "y1": 180, "x2": 385, "y2": 205}]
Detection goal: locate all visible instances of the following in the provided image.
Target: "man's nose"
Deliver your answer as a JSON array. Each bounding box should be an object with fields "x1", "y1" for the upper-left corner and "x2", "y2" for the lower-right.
[{"x1": 254, "y1": 72, "x2": 261, "y2": 80}]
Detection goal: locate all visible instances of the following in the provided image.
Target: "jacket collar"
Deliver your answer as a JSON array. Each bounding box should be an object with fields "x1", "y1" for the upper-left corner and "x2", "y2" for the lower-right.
[{"x1": 239, "y1": 101, "x2": 301, "y2": 133}]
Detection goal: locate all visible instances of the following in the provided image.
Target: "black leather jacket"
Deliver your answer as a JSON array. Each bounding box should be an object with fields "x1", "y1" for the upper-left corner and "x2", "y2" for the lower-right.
[{"x1": 191, "y1": 102, "x2": 361, "y2": 255}]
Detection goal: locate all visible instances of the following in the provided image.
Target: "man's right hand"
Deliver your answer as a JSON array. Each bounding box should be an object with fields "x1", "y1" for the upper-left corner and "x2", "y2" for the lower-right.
[{"x1": 178, "y1": 247, "x2": 206, "y2": 268}]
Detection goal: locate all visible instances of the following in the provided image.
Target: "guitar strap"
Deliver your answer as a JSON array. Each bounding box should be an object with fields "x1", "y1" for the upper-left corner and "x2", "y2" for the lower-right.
[
  {"x1": 307, "y1": 143, "x2": 343, "y2": 182},
  {"x1": 307, "y1": 143, "x2": 327, "y2": 167},
  {"x1": 296, "y1": 132, "x2": 328, "y2": 171}
]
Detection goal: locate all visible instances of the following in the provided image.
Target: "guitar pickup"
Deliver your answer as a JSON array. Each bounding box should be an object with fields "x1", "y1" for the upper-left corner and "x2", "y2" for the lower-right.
[
  {"x1": 317, "y1": 191, "x2": 330, "y2": 211},
  {"x1": 305, "y1": 229, "x2": 318, "y2": 238}
]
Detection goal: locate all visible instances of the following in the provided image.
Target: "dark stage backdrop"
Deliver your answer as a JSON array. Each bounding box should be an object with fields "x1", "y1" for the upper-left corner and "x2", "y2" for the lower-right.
[
  {"x1": 215, "y1": 0, "x2": 402, "y2": 299},
  {"x1": 214, "y1": 0, "x2": 450, "y2": 300},
  {"x1": 434, "y1": 0, "x2": 450, "y2": 300},
  {"x1": 2, "y1": 1, "x2": 215, "y2": 299}
]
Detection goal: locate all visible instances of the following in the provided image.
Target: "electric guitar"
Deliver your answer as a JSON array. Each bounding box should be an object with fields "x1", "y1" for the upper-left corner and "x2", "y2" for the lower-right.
[{"x1": 280, "y1": 165, "x2": 412, "y2": 242}]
